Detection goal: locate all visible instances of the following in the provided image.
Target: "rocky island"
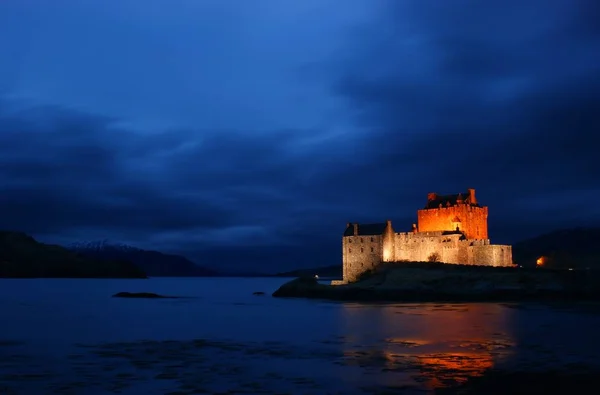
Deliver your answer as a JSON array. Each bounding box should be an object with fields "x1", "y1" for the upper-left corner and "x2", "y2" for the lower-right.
[
  {"x1": 0, "y1": 231, "x2": 147, "y2": 278},
  {"x1": 272, "y1": 262, "x2": 600, "y2": 302},
  {"x1": 274, "y1": 189, "x2": 600, "y2": 302}
]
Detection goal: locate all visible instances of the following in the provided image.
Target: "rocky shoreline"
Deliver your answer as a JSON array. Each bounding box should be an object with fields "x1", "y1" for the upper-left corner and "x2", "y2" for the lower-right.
[{"x1": 272, "y1": 264, "x2": 600, "y2": 302}]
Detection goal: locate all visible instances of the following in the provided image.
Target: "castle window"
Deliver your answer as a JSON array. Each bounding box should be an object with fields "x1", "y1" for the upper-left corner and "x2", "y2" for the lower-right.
[
  {"x1": 371, "y1": 247, "x2": 374, "y2": 252},
  {"x1": 360, "y1": 247, "x2": 364, "y2": 253},
  {"x1": 361, "y1": 238, "x2": 364, "y2": 243},
  {"x1": 370, "y1": 237, "x2": 374, "y2": 242},
  {"x1": 349, "y1": 239, "x2": 352, "y2": 243},
  {"x1": 349, "y1": 248, "x2": 352, "y2": 253}
]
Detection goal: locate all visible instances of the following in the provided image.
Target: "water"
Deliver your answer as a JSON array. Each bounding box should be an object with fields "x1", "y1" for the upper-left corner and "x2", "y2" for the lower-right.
[{"x1": 1, "y1": 277, "x2": 600, "y2": 394}]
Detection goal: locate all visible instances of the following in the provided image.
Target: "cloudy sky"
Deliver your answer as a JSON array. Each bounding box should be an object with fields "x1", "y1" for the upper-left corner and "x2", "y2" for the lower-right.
[{"x1": 1, "y1": 0, "x2": 599, "y2": 272}]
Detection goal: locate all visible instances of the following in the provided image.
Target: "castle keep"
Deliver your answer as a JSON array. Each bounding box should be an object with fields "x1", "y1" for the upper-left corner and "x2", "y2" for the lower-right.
[{"x1": 335, "y1": 189, "x2": 513, "y2": 284}]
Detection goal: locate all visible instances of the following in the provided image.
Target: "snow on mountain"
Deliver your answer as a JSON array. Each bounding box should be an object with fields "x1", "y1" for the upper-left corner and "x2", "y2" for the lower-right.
[{"x1": 68, "y1": 239, "x2": 141, "y2": 252}]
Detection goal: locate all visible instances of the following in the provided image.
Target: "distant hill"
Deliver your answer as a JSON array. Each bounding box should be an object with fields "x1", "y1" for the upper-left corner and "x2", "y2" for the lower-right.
[
  {"x1": 68, "y1": 240, "x2": 218, "y2": 277},
  {"x1": 217, "y1": 270, "x2": 271, "y2": 277},
  {"x1": 0, "y1": 231, "x2": 146, "y2": 278},
  {"x1": 275, "y1": 264, "x2": 342, "y2": 278},
  {"x1": 513, "y1": 227, "x2": 600, "y2": 269}
]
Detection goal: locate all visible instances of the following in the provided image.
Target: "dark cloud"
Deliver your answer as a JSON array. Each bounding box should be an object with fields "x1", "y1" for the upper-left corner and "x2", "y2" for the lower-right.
[
  {"x1": 331, "y1": 0, "x2": 600, "y2": 242},
  {"x1": 0, "y1": 99, "x2": 360, "y2": 271},
  {"x1": 0, "y1": 0, "x2": 598, "y2": 272},
  {"x1": 0, "y1": 103, "x2": 239, "y2": 242}
]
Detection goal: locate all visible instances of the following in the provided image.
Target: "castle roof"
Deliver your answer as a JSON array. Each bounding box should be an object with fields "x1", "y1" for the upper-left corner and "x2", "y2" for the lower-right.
[
  {"x1": 442, "y1": 230, "x2": 467, "y2": 239},
  {"x1": 424, "y1": 192, "x2": 481, "y2": 209},
  {"x1": 343, "y1": 223, "x2": 387, "y2": 236}
]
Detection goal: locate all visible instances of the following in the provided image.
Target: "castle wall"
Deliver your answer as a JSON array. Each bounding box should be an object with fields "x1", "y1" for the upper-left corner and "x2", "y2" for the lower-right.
[
  {"x1": 417, "y1": 205, "x2": 488, "y2": 240},
  {"x1": 393, "y1": 232, "x2": 456, "y2": 262},
  {"x1": 470, "y1": 244, "x2": 513, "y2": 267},
  {"x1": 339, "y1": 232, "x2": 513, "y2": 283},
  {"x1": 342, "y1": 235, "x2": 383, "y2": 282},
  {"x1": 390, "y1": 232, "x2": 510, "y2": 266},
  {"x1": 382, "y1": 221, "x2": 395, "y2": 262}
]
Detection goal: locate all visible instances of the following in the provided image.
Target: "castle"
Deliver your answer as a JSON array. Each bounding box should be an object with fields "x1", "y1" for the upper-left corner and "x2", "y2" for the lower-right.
[{"x1": 334, "y1": 188, "x2": 513, "y2": 284}]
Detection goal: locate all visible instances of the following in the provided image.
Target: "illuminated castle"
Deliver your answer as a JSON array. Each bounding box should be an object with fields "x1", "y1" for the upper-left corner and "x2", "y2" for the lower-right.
[{"x1": 335, "y1": 188, "x2": 513, "y2": 284}]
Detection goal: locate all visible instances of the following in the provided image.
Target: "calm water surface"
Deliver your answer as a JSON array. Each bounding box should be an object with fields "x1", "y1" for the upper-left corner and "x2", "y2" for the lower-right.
[{"x1": 1, "y1": 277, "x2": 599, "y2": 394}]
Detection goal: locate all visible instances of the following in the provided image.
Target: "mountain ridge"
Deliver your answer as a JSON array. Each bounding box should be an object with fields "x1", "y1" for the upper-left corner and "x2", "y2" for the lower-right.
[
  {"x1": 0, "y1": 231, "x2": 146, "y2": 278},
  {"x1": 68, "y1": 240, "x2": 218, "y2": 277},
  {"x1": 512, "y1": 227, "x2": 600, "y2": 268}
]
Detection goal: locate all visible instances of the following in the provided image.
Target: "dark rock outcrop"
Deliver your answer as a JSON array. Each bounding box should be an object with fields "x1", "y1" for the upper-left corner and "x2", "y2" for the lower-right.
[
  {"x1": 0, "y1": 231, "x2": 147, "y2": 279},
  {"x1": 272, "y1": 264, "x2": 600, "y2": 302}
]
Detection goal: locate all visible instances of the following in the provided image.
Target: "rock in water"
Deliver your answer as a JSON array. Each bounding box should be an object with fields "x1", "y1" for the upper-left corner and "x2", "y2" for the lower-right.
[{"x1": 272, "y1": 277, "x2": 332, "y2": 298}]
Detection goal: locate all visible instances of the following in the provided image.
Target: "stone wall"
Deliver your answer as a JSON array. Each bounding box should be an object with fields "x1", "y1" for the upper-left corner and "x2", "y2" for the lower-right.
[
  {"x1": 393, "y1": 231, "x2": 455, "y2": 262},
  {"x1": 339, "y1": 232, "x2": 513, "y2": 283},
  {"x1": 470, "y1": 244, "x2": 513, "y2": 267},
  {"x1": 382, "y1": 220, "x2": 395, "y2": 262},
  {"x1": 342, "y1": 234, "x2": 383, "y2": 282},
  {"x1": 390, "y1": 232, "x2": 512, "y2": 266},
  {"x1": 417, "y1": 205, "x2": 488, "y2": 240}
]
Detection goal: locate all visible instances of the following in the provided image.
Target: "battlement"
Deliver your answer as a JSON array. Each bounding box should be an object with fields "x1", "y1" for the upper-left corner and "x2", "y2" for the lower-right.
[
  {"x1": 420, "y1": 204, "x2": 487, "y2": 213},
  {"x1": 459, "y1": 238, "x2": 491, "y2": 246},
  {"x1": 396, "y1": 230, "x2": 464, "y2": 238},
  {"x1": 397, "y1": 231, "x2": 446, "y2": 237},
  {"x1": 424, "y1": 188, "x2": 478, "y2": 209}
]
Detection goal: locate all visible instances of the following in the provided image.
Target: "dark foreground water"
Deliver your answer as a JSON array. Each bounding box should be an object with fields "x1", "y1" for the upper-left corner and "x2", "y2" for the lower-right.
[{"x1": 1, "y1": 277, "x2": 600, "y2": 394}]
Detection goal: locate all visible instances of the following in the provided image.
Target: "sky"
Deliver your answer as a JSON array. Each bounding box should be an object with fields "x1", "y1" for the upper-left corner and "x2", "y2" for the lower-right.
[{"x1": 1, "y1": 0, "x2": 599, "y2": 272}]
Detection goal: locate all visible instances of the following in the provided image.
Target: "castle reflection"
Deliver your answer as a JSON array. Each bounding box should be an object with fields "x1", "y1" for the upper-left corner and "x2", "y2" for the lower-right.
[{"x1": 337, "y1": 303, "x2": 516, "y2": 390}]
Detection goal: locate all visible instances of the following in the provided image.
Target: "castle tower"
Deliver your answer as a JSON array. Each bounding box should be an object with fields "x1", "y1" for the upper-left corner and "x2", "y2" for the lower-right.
[{"x1": 417, "y1": 188, "x2": 488, "y2": 240}]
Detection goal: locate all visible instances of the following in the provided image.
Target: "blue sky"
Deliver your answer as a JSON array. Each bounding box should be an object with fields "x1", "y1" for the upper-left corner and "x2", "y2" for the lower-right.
[{"x1": 1, "y1": 0, "x2": 599, "y2": 272}]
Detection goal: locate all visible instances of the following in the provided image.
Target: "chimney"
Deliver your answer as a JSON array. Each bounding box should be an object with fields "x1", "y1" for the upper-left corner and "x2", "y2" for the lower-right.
[
  {"x1": 468, "y1": 188, "x2": 477, "y2": 204},
  {"x1": 353, "y1": 223, "x2": 358, "y2": 236},
  {"x1": 427, "y1": 192, "x2": 437, "y2": 201}
]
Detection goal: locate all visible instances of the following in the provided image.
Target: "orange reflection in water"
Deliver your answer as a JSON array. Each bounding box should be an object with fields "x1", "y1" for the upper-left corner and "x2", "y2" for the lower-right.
[
  {"x1": 414, "y1": 352, "x2": 495, "y2": 388},
  {"x1": 339, "y1": 303, "x2": 515, "y2": 390}
]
